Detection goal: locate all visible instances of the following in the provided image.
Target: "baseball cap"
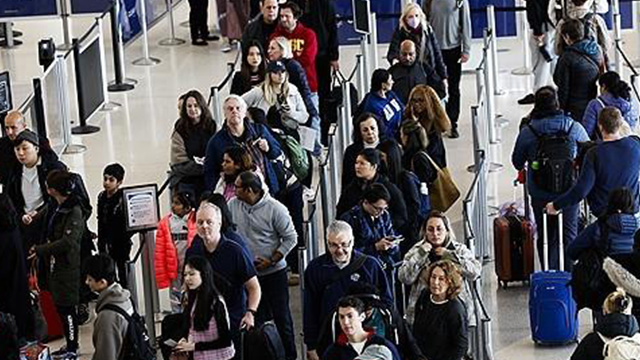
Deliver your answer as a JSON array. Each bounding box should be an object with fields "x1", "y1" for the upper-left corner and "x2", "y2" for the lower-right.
[{"x1": 266, "y1": 60, "x2": 286, "y2": 73}]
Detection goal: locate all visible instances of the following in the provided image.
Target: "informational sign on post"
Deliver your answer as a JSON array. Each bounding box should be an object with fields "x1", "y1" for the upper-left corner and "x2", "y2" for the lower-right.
[
  {"x1": 0, "y1": 71, "x2": 12, "y2": 115},
  {"x1": 122, "y1": 184, "x2": 160, "y2": 232}
]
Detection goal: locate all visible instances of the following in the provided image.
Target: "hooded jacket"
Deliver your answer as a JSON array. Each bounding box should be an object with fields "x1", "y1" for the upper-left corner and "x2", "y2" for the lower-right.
[
  {"x1": 242, "y1": 83, "x2": 309, "y2": 130},
  {"x1": 603, "y1": 255, "x2": 640, "y2": 322},
  {"x1": 321, "y1": 331, "x2": 401, "y2": 360},
  {"x1": 581, "y1": 92, "x2": 639, "y2": 138},
  {"x1": 553, "y1": 39, "x2": 603, "y2": 121},
  {"x1": 568, "y1": 214, "x2": 640, "y2": 260},
  {"x1": 571, "y1": 312, "x2": 639, "y2": 360},
  {"x1": 389, "y1": 61, "x2": 430, "y2": 104},
  {"x1": 93, "y1": 283, "x2": 134, "y2": 360},
  {"x1": 154, "y1": 211, "x2": 198, "y2": 289},
  {"x1": 228, "y1": 192, "x2": 298, "y2": 276},
  {"x1": 360, "y1": 92, "x2": 405, "y2": 140},
  {"x1": 512, "y1": 113, "x2": 590, "y2": 201},
  {"x1": 271, "y1": 22, "x2": 319, "y2": 92},
  {"x1": 293, "y1": 0, "x2": 339, "y2": 61}
]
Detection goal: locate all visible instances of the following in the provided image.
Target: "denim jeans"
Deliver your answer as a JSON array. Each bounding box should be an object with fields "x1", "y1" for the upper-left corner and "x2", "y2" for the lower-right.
[{"x1": 256, "y1": 269, "x2": 297, "y2": 360}]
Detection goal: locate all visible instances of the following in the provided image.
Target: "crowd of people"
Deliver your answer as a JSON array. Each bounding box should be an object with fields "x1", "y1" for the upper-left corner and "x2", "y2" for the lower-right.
[{"x1": 3, "y1": 0, "x2": 640, "y2": 359}]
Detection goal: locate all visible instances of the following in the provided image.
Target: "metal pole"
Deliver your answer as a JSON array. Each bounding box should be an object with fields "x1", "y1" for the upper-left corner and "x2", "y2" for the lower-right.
[
  {"x1": 355, "y1": 55, "x2": 366, "y2": 103},
  {"x1": 0, "y1": 22, "x2": 18, "y2": 48},
  {"x1": 159, "y1": 0, "x2": 186, "y2": 45},
  {"x1": 330, "y1": 134, "x2": 340, "y2": 206},
  {"x1": 512, "y1": 0, "x2": 532, "y2": 76},
  {"x1": 211, "y1": 87, "x2": 223, "y2": 129},
  {"x1": 612, "y1": 0, "x2": 623, "y2": 74},
  {"x1": 320, "y1": 163, "x2": 331, "y2": 237},
  {"x1": 484, "y1": 30, "x2": 498, "y2": 144},
  {"x1": 133, "y1": 0, "x2": 162, "y2": 65},
  {"x1": 97, "y1": 16, "x2": 122, "y2": 111},
  {"x1": 140, "y1": 231, "x2": 159, "y2": 346},
  {"x1": 57, "y1": 54, "x2": 88, "y2": 154},
  {"x1": 370, "y1": 13, "x2": 379, "y2": 72},
  {"x1": 59, "y1": 0, "x2": 73, "y2": 51},
  {"x1": 360, "y1": 36, "x2": 371, "y2": 91},
  {"x1": 108, "y1": 0, "x2": 137, "y2": 91},
  {"x1": 487, "y1": 6, "x2": 504, "y2": 95}
]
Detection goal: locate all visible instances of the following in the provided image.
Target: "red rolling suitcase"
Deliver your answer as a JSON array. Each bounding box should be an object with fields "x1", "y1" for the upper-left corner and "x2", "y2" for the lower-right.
[
  {"x1": 39, "y1": 291, "x2": 64, "y2": 341},
  {"x1": 494, "y1": 179, "x2": 535, "y2": 288}
]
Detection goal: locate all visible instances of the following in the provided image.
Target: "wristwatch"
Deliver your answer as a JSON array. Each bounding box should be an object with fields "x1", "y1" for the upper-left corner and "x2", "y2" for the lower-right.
[{"x1": 246, "y1": 308, "x2": 257, "y2": 316}]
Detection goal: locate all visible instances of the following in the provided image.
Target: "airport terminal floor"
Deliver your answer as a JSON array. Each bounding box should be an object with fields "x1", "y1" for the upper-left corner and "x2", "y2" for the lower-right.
[{"x1": 3, "y1": 1, "x2": 640, "y2": 359}]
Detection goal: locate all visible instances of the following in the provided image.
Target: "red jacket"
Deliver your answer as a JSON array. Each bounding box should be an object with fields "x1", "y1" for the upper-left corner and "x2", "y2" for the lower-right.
[
  {"x1": 154, "y1": 212, "x2": 197, "y2": 289},
  {"x1": 271, "y1": 22, "x2": 319, "y2": 92}
]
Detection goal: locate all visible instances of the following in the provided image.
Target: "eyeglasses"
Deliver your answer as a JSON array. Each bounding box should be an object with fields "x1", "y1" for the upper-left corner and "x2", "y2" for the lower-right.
[
  {"x1": 366, "y1": 201, "x2": 388, "y2": 214},
  {"x1": 327, "y1": 240, "x2": 353, "y2": 251}
]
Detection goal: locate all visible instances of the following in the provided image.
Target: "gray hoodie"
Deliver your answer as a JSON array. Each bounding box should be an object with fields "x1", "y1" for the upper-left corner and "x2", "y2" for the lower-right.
[
  {"x1": 92, "y1": 283, "x2": 134, "y2": 360},
  {"x1": 228, "y1": 193, "x2": 298, "y2": 276}
]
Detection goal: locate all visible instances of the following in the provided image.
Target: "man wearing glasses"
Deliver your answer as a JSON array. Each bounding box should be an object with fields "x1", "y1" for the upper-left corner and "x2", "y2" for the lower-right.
[{"x1": 303, "y1": 220, "x2": 392, "y2": 360}]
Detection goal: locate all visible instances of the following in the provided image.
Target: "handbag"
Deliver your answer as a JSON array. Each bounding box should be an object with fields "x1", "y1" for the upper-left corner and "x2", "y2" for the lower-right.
[{"x1": 423, "y1": 152, "x2": 460, "y2": 212}]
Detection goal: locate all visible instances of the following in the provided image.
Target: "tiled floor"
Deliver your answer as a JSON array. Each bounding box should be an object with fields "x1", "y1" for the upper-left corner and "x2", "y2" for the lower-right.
[{"x1": 3, "y1": 2, "x2": 640, "y2": 359}]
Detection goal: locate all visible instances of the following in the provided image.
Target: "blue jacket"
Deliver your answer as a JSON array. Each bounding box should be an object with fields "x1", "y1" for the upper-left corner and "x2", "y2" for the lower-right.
[
  {"x1": 362, "y1": 92, "x2": 405, "y2": 139},
  {"x1": 303, "y1": 251, "x2": 392, "y2": 350},
  {"x1": 511, "y1": 113, "x2": 589, "y2": 202},
  {"x1": 340, "y1": 205, "x2": 400, "y2": 265},
  {"x1": 322, "y1": 332, "x2": 401, "y2": 360},
  {"x1": 568, "y1": 213, "x2": 639, "y2": 260},
  {"x1": 204, "y1": 120, "x2": 283, "y2": 194},
  {"x1": 554, "y1": 136, "x2": 640, "y2": 216},
  {"x1": 581, "y1": 92, "x2": 639, "y2": 139}
]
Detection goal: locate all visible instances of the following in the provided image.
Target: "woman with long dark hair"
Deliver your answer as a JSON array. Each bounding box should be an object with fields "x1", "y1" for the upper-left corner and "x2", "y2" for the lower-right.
[
  {"x1": 341, "y1": 113, "x2": 386, "y2": 190},
  {"x1": 360, "y1": 69, "x2": 405, "y2": 139},
  {"x1": 171, "y1": 90, "x2": 218, "y2": 201},
  {"x1": 172, "y1": 256, "x2": 236, "y2": 360},
  {"x1": 231, "y1": 41, "x2": 267, "y2": 96},
  {"x1": 582, "y1": 71, "x2": 639, "y2": 139}
]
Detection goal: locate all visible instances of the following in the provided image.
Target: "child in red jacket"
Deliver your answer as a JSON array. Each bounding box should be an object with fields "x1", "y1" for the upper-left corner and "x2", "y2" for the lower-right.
[{"x1": 155, "y1": 192, "x2": 197, "y2": 313}]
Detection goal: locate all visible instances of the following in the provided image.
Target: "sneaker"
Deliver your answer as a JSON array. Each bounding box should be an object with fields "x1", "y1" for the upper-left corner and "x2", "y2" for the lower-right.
[
  {"x1": 56, "y1": 352, "x2": 78, "y2": 360},
  {"x1": 191, "y1": 39, "x2": 208, "y2": 46},
  {"x1": 51, "y1": 347, "x2": 68, "y2": 357},
  {"x1": 205, "y1": 34, "x2": 220, "y2": 41},
  {"x1": 517, "y1": 93, "x2": 535, "y2": 105},
  {"x1": 77, "y1": 303, "x2": 90, "y2": 325},
  {"x1": 448, "y1": 128, "x2": 460, "y2": 139}
]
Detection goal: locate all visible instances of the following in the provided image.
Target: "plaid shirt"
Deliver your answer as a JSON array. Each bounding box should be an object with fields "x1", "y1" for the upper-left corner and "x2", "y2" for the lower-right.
[
  {"x1": 398, "y1": 238, "x2": 481, "y2": 326},
  {"x1": 189, "y1": 298, "x2": 236, "y2": 360}
]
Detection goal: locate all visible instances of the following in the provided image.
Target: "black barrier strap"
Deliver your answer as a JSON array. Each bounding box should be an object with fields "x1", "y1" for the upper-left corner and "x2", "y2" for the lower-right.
[
  {"x1": 616, "y1": 42, "x2": 639, "y2": 77},
  {"x1": 157, "y1": 172, "x2": 174, "y2": 197},
  {"x1": 335, "y1": 5, "x2": 526, "y2": 22}
]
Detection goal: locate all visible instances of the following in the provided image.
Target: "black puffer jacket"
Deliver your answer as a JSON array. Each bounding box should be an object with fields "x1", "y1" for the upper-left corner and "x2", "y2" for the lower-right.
[
  {"x1": 553, "y1": 39, "x2": 603, "y2": 121},
  {"x1": 571, "y1": 312, "x2": 639, "y2": 360}
]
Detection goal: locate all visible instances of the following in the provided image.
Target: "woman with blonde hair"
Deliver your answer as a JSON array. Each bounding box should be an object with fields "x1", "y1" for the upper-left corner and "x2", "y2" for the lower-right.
[
  {"x1": 412, "y1": 260, "x2": 469, "y2": 360},
  {"x1": 570, "y1": 288, "x2": 639, "y2": 360},
  {"x1": 387, "y1": 3, "x2": 447, "y2": 101},
  {"x1": 405, "y1": 85, "x2": 451, "y2": 135}
]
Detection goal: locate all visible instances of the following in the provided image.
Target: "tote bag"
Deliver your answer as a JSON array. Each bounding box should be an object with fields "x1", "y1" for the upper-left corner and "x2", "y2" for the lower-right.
[{"x1": 423, "y1": 152, "x2": 460, "y2": 212}]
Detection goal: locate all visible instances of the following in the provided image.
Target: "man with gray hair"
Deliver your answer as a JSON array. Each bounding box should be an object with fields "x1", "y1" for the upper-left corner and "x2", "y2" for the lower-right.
[
  {"x1": 185, "y1": 202, "x2": 262, "y2": 352},
  {"x1": 0, "y1": 109, "x2": 57, "y2": 185},
  {"x1": 204, "y1": 95, "x2": 284, "y2": 194},
  {"x1": 303, "y1": 220, "x2": 392, "y2": 360}
]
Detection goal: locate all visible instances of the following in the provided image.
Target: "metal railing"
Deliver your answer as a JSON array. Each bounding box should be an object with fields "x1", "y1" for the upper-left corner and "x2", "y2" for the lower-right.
[{"x1": 208, "y1": 43, "x2": 242, "y2": 127}]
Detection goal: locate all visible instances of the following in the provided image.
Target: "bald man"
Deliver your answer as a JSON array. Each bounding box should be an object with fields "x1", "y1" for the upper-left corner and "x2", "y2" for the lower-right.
[
  {"x1": 0, "y1": 110, "x2": 56, "y2": 185},
  {"x1": 388, "y1": 40, "x2": 429, "y2": 105}
]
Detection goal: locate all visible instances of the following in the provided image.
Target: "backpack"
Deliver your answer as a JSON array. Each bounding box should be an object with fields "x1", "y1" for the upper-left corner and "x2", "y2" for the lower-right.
[
  {"x1": 406, "y1": 171, "x2": 431, "y2": 223},
  {"x1": 99, "y1": 304, "x2": 157, "y2": 360},
  {"x1": 602, "y1": 333, "x2": 640, "y2": 360},
  {"x1": 528, "y1": 122, "x2": 576, "y2": 193},
  {"x1": 240, "y1": 321, "x2": 286, "y2": 360},
  {"x1": 580, "y1": 12, "x2": 597, "y2": 42},
  {"x1": 570, "y1": 220, "x2": 613, "y2": 310},
  {"x1": 273, "y1": 131, "x2": 309, "y2": 180},
  {"x1": 69, "y1": 172, "x2": 92, "y2": 220}
]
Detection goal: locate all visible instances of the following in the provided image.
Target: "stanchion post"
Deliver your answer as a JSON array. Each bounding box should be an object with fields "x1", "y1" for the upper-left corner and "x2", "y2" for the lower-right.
[
  {"x1": 159, "y1": 0, "x2": 186, "y2": 46},
  {"x1": 133, "y1": 0, "x2": 162, "y2": 66},
  {"x1": 612, "y1": 0, "x2": 622, "y2": 74},
  {"x1": 487, "y1": 6, "x2": 504, "y2": 96},
  {"x1": 55, "y1": 53, "x2": 88, "y2": 154},
  {"x1": 140, "y1": 231, "x2": 159, "y2": 346},
  {"x1": 483, "y1": 29, "x2": 498, "y2": 145},
  {"x1": 211, "y1": 87, "x2": 223, "y2": 129},
  {"x1": 360, "y1": 35, "x2": 371, "y2": 91},
  {"x1": 319, "y1": 162, "x2": 331, "y2": 245},
  {"x1": 512, "y1": 0, "x2": 532, "y2": 76},
  {"x1": 108, "y1": 0, "x2": 136, "y2": 91},
  {"x1": 0, "y1": 22, "x2": 20, "y2": 48},
  {"x1": 97, "y1": 16, "x2": 122, "y2": 111},
  {"x1": 355, "y1": 55, "x2": 366, "y2": 103},
  {"x1": 59, "y1": 0, "x2": 74, "y2": 51},
  {"x1": 369, "y1": 13, "x2": 379, "y2": 72}
]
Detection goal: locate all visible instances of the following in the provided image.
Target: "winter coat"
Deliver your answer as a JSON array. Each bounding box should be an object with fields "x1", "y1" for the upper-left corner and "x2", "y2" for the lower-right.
[
  {"x1": 271, "y1": 23, "x2": 319, "y2": 92},
  {"x1": 0, "y1": 134, "x2": 58, "y2": 187},
  {"x1": 230, "y1": 70, "x2": 263, "y2": 96},
  {"x1": 35, "y1": 197, "x2": 85, "y2": 307},
  {"x1": 97, "y1": 189, "x2": 132, "y2": 260},
  {"x1": 0, "y1": 226, "x2": 30, "y2": 338},
  {"x1": 337, "y1": 174, "x2": 408, "y2": 233},
  {"x1": 525, "y1": 0, "x2": 555, "y2": 36},
  {"x1": 341, "y1": 141, "x2": 384, "y2": 192},
  {"x1": 554, "y1": 10, "x2": 611, "y2": 57},
  {"x1": 241, "y1": 14, "x2": 278, "y2": 52},
  {"x1": 398, "y1": 238, "x2": 481, "y2": 326},
  {"x1": 204, "y1": 120, "x2": 283, "y2": 194},
  {"x1": 511, "y1": 112, "x2": 590, "y2": 202},
  {"x1": 242, "y1": 83, "x2": 309, "y2": 130},
  {"x1": 155, "y1": 212, "x2": 198, "y2": 289},
  {"x1": 322, "y1": 331, "x2": 401, "y2": 360},
  {"x1": 293, "y1": 0, "x2": 339, "y2": 60},
  {"x1": 93, "y1": 283, "x2": 134, "y2": 360},
  {"x1": 571, "y1": 312, "x2": 639, "y2": 360},
  {"x1": 282, "y1": 58, "x2": 319, "y2": 119},
  {"x1": 581, "y1": 92, "x2": 639, "y2": 138},
  {"x1": 553, "y1": 39, "x2": 603, "y2": 121},
  {"x1": 603, "y1": 255, "x2": 640, "y2": 321},
  {"x1": 389, "y1": 61, "x2": 431, "y2": 104},
  {"x1": 387, "y1": 25, "x2": 447, "y2": 98},
  {"x1": 361, "y1": 92, "x2": 405, "y2": 140},
  {"x1": 169, "y1": 119, "x2": 216, "y2": 191},
  {"x1": 569, "y1": 214, "x2": 639, "y2": 261},
  {"x1": 5, "y1": 156, "x2": 66, "y2": 217},
  {"x1": 413, "y1": 293, "x2": 468, "y2": 360}
]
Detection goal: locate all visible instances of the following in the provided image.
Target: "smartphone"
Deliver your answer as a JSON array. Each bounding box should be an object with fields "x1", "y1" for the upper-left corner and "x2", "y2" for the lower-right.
[
  {"x1": 391, "y1": 235, "x2": 405, "y2": 245},
  {"x1": 164, "y1": 339, "x2": 178, "y2": 348}
]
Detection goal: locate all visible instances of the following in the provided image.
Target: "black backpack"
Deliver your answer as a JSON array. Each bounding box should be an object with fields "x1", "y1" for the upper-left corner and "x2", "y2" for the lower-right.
[
  {"x1": 528, "y1": 123, "x2": 576, "y2": 193},
  {"x1": 571, "y1": 220, "x2": 615, "y2": 310},
  {"x1": 99, "y1": 304, "x2": 157, "y2": 360},
  {"x1": 240, "y1": 321, "x2": 286, "y2": 360}
]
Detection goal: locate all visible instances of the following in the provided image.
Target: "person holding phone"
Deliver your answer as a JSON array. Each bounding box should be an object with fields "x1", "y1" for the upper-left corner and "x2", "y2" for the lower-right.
[
  {"x1": 340, "y1": 184, "x2": 401, "y2": 280},
  {"x1": 171, "y1": 256, "x2": 236, "y2": 360}
]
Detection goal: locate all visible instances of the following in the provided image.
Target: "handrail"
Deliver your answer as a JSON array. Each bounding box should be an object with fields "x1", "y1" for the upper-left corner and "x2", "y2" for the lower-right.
[
  {"x1": 157, "y1": 172, "x2": 174, "y2": 198},
  {"x1": 616, "y1": 42, "x2": 639, "y2": 77}
]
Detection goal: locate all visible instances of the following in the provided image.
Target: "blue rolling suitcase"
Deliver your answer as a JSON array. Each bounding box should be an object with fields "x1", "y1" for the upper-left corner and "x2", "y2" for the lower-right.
[{"x1": 529, "y1": 212, "x2": 578, "y2": 345}]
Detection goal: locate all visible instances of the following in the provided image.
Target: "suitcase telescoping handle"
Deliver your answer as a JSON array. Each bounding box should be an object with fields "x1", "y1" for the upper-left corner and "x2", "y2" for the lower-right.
[
  {"x1": 542, "y1": 211, "x2": 564, "y2": 271},
  {"x1": 515, "y1": 170, "x2": 530, "y2": 219}
]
